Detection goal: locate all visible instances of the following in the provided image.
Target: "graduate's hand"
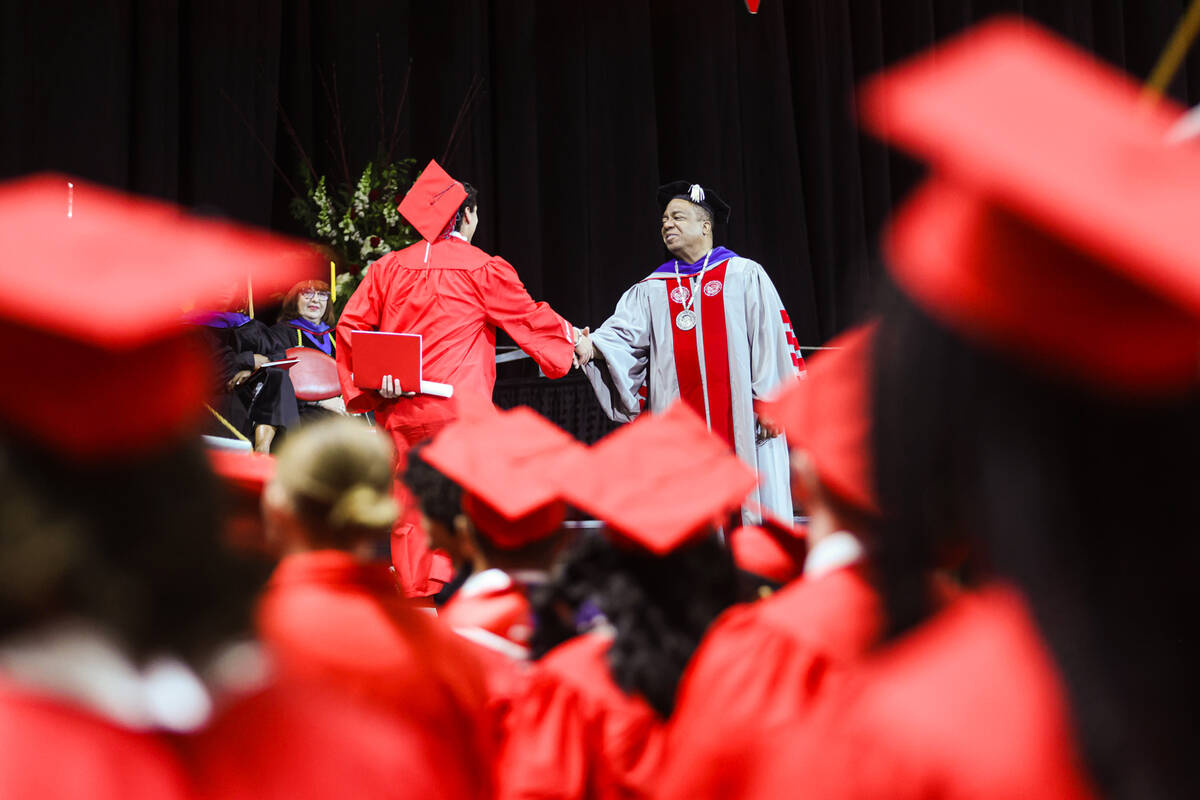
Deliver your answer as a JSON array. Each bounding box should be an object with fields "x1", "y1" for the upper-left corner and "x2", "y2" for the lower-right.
[
  {"x1": 574, "y1": 327, "x2": 594, "y2": 368},
  {"x1": 252, "y1": 354, "x2": 270, "y2": 370},
  {"x1": 379, "y1": 375, "x2": 417, "y2": 399},
  {"x1": 227, "y1": 370, "x2": 253, "y2": 390}
]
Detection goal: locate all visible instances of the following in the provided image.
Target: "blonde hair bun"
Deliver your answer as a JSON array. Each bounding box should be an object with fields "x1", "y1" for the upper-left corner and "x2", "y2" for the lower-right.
[
  {"x1": 272, "y1": 417, "x2": 398, "y2": 546},
  {"x1": 328, "y1": 484, "x2": 398, "y2": 530}
]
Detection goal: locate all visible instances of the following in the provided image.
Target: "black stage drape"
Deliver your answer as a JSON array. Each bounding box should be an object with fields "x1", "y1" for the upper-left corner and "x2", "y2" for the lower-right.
[{"x1": 5, "y1": 1, "x2": 1200, "y2": 345}]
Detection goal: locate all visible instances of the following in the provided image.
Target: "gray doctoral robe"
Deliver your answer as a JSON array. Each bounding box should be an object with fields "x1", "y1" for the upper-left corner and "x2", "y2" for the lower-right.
[{"x1": 583, "y1": 255, "x2": 802, "y2": 524}]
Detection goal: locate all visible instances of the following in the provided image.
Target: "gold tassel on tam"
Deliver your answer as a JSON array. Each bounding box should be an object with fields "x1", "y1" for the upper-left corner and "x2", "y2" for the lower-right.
[{"x1": 1142, "y1": 0, "x2": 1200, "y2": 101}]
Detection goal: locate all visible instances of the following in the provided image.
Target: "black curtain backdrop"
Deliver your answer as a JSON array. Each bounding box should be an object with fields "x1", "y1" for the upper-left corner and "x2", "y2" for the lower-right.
[{"x1": 5, "y1": 1, "x2": 1200, "y2": 344}]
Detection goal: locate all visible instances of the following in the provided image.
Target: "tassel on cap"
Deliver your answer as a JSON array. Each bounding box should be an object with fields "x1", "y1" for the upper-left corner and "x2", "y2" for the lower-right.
[{"x1": 657, "y1": 180, "x2": 731, "y2": 223}]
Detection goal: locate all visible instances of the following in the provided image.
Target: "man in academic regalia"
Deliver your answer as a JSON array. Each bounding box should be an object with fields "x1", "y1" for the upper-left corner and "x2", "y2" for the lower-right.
[
  {"x1": 337, "y1": 159, "x2": 581, "y2": 599},
  {"x1": 575, "y1": 183, "x2": 804, "y2": 525}
]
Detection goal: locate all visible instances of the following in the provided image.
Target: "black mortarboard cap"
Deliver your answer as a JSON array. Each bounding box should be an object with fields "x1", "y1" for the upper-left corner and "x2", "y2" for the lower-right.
[{"x1": 657, "y1": 181, "x2": 731, "y2": 224}]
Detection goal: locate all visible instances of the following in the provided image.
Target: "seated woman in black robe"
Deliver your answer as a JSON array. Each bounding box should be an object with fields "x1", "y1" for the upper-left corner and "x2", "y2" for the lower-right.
[
  {"x1": 190, "y1": 309, "x2": 300, "y2": 453},
  {"x1": 269, "y1": 280, "x2": 347, "y2": 420}
]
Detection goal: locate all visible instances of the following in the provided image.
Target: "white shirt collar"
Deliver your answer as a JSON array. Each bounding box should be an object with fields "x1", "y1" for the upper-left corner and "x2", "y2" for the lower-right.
[
  {"x1": 803, "y1": 531, "x2": 865, "y2": 579},
  {"x1": 0, "y1": 620, "x2": 213, "y2": 732},
  {"x1": 508, "y1": 569, "x2": 550, "y2": 587},
  {"x1": 447, "y1": 230, "x2": 468, "y2": 242},
  {"x1": 457, "y1": 567, "x2": 548, "y2": 599},
  {"x1": 457, "y1": 568, "x2": 513, "y2": 598}
]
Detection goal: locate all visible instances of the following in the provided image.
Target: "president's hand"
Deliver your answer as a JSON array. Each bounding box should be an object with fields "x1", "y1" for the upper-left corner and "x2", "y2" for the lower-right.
[
  {"x1": 755, "y1": 413, "x2": 783, "y2": 442},
  {"x1": 574, "y1": 327, "x2": 594, "y2": 368}
]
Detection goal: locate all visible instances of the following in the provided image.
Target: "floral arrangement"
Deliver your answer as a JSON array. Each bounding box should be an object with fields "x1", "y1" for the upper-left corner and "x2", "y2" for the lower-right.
[
  {"x1": 289, "y1": 158, "x2": 420, "y2": 317},
  {"x1": 239, "y1": 47, "x2": 482, "y2": 320}
]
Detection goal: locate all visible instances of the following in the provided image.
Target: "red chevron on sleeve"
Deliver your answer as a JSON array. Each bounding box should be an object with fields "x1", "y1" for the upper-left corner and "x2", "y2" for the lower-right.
[{"x1": 779, "y1": 310, "x2": 806, "y2": 377}]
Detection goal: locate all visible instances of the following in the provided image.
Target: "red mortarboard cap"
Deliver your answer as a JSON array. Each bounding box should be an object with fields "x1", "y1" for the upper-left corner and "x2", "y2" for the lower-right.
[
  {"x1": 421, "y1": 406, "x2": 583, "y2": 548},
  {"x1": 859, "y1": 18, "x2": 1200, "y2": 394},
  {"x1": 0, "y1": 174, "x2": 318, "y2": 458},
  {"x1": 208, "y1": 449, "x2": 275, "y2": 496},
  {"x1": 460, "y1": 493, "x2": 567, "y2": 550},
  {"x1": 558, "y1": 403, "x2": 758, "y2": 555},
  {"x1": 765, "y1": 324, "x2": 879, "y2": 514},
  {"x1": 398, "y1": 160, "x2": 468, "y2": 243},
  {"x1": 730, "y1": 512, "x2": 808, "y2": 585}
]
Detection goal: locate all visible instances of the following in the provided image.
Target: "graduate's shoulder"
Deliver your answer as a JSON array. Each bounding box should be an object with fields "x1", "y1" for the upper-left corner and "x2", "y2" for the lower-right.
[
  {"x1": 388, "y1": 238, "x2": 500, "y2": 271},
  {"x1": 537, "y1": 630, "x2": 613, "y2": 677}
]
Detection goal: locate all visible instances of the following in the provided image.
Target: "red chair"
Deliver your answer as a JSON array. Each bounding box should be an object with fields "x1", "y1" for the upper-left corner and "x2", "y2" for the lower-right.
[{"x1": 285, "y1": 347, "x2": 340, "y2": 402}]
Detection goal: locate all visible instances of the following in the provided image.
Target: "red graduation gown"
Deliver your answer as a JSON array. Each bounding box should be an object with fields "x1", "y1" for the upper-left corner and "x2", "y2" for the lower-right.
[
  {"x1": 440, "y1": 568, "x2": 537, "y2": 661},
  {"x1": 187, "y1": 681, "x2": 480, "y2": 800},
  {"x1": 0, "y1": 679, "x2": 190, "y2": 799},
  {"x1": 742, "y1": 584, "x2": 1095, "y2": 800},
  {"x1": 657, "y1": 564, "x2": 881, "y2": 799},
  {"x1": 256, "y1": 550, "x2": 494, "y2": 789},
  {"x1": 390, "y1": 475, "x2": 455, "y2": 600},
  {"x1": 498, "y1": 631, "x2": 665, "y2": 800},
  {"x1": 439, "y1": 568, "x2": 535, "y2": 720},
  {"x1": 337, "y1": 236, "x2": 574, "y2": 597},
  {"x1": 336, "y1": 236, "x2": 575, "y2": 429}
]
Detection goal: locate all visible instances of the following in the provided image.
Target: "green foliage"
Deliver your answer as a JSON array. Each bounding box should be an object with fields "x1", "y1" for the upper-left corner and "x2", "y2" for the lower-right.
[{"x1": 290, "y1": 158, "x2": 422, "y2": 319}]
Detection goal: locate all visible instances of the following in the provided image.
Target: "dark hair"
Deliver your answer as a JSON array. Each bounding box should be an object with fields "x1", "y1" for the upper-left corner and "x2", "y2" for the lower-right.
[
  {"x1": 280, "y1": 279, "x2": 335, "y2": 326},
  {"x1": 402, "y1": 441, "x2": 462, "y2": 532},
  {"x1": 528, "y1": 531, "x2": 613, "y2": 660},
  {"x1": 0, "y1": 431, "x2": 268, "y2": 667},
  {"x1": 870, "y1": 287, "x2": 987, "y2": 639},
  {"x1": 472, "y1": 527, "x2": 564, "y2": 568},
  {"x1": 530, "y1": 531, "x2": 742, "y2": 718},
  {"x1": 873, "y1": 284, "x2": 1200, "y2": 799},
  {"x1": 454, "y1": 182, "x2": 479, "y2": 233}
]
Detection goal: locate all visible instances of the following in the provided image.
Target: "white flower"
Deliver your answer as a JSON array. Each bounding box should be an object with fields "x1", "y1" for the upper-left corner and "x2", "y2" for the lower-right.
[{"x1": 351, "y1": 164, "x2": 373, "y2": 214}]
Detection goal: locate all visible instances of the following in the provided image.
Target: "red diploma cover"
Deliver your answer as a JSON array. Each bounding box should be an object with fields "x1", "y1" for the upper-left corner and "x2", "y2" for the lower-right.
[{"x1": 350, "y1": 331, "x2": 423, "y2": 392}]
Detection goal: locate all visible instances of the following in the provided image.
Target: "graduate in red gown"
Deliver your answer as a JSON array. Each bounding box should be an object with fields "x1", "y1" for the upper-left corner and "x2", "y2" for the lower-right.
[
  {"x1": 415, "y1": 402, "x2": 584, "y2": 666},
  {"x1": 337, "y1": 160, "x2": 580, "y2": 600},
  {"x1": 0, "y1": 174, "x2": 480, "y2": 800},
  {"x1": 497, "y1": 402, "x2": 759, "y2": 800},
  {"x1": 656, "y1": 324, "x2": 883, "y2": 800},
  {"x1": 254, "y1": 416, "x2": 494, "y2": 794},
  {"x1": 743, "y1": 18, "x2": 1200, "y2": 799}
]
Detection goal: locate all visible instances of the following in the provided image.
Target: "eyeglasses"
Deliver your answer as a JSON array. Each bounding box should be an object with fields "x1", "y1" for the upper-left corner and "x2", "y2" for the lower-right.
[{"x1": 299, "y1": 290, "x2": 330, "y2": 301}]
